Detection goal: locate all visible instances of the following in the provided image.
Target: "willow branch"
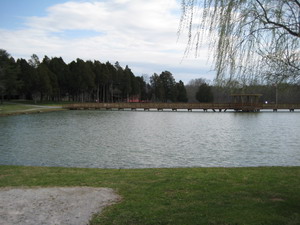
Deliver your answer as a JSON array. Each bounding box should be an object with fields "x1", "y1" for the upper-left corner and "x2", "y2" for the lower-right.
[
  {"x1": 295, "y1": 0, "x2": 300, "y2": 8},
  {"x1": 256, "y1": 0, "x2": 300, "y2": 38}
]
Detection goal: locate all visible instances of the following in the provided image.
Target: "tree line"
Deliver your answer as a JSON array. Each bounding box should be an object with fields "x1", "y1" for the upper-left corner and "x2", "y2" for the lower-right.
[
  {"x1": 1, "y1": 49, "x2": 299, "y2": 104},
  {"x1": 186, "y1": 79, "x2": 300, "y2": 104},
  {"x1": 0, "y1": 49, "x2": 187, "y2": 103}
]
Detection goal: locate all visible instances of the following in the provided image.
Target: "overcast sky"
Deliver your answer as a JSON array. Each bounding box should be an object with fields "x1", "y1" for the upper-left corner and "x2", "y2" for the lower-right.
[{"x1": 0, "y1": 0, "x2": 215, "y2": 84}]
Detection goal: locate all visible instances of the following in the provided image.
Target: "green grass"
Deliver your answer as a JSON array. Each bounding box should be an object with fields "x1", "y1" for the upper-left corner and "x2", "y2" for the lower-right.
[
  {"x1": 10, "y1": 100, "x2": 76, "y2": 106},
  {"x1": 0, "y1": 102, "x2": 65, "y2": 116},
  {"x1": 0, "y1": 166, "x2": 299, "y2": 225},
  {"x1": 0, "y1": 103, "x2": 37, "y2": 114}
]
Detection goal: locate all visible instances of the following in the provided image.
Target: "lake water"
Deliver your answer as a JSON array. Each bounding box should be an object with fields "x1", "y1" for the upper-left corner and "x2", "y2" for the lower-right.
[{"x1": 0, "y1": 110, "x2": 300, "y2": 168}]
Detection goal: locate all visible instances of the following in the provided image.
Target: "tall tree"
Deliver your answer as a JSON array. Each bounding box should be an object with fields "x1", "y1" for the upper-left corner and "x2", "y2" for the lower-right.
[
  {"x1": 42, "y1": 56, "x2": 60, "y2": 101},
  {"x1": 150, "y1": 73, "x2": 164, "y2": 102},
  {"x1": 185, "y1": 78, "x2": 208, "y2": 102},
  {"x1": 122, "y1": 66, "x2": 133, "y2": 101},
  {"x1": 37, "y1": 63, "x2": 53, "y2": 101},
  {"x1": 92, "y1": 60, "x2": 104, "y2": 102},
  {"x1": 105, "y1": 62, "x2": 117, "y2": 102},
  {"x1": 0, "y1": 49, "x2": 20, "y2": 102},
  {"x1": 136, "y1": 76, "x2": 149, "y2": 101},
  {"x1": 196, "y1": 83, "x2": 214, "y2": 102},
  {"x1": 17, "y1": 58, "x2": 39, "y2": 100},
  {"x1": 150, "y1": 71, "x2": 182, "y2": 102},
  {"x1": 28, "y1": 54, "x2": 40, "y2": 69},
  {"x1": 48, "y1": 57, "x2": 69, "y2": 101},
  {"x1": 180, "y1": 0, "x2": 300, "y2": 83},
  {"x1": 160, "y1": 71, "x2": 176, "y2": 102},
  {"x1": 68, "y1": 59, "x2": 95, "y2": 102},
  {"x1": 176, "y1": 80, "x2": 188, "y2": 102}
]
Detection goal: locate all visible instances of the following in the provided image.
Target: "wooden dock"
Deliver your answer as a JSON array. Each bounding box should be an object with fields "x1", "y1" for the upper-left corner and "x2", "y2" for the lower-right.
[{"x1": 63, "y1": 102, "x2": 300, "y2": 112}]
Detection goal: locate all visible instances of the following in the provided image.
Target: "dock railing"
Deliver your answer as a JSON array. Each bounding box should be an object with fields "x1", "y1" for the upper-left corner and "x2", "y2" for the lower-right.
[
  {"x1": 64, "y1": 102, "x2": 229, "y2": 110},
  {"x1": 63, "y1": 102, "x2": 300, "y2": 112}
]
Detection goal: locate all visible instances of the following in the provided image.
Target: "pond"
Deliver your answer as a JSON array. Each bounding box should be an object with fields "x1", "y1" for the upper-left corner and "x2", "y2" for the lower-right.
[{"x1": 0, "y1": 110, "x2": 299, "y2": 168}]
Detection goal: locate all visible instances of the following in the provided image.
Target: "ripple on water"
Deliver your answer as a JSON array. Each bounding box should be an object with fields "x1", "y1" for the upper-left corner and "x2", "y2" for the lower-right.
[{"x1": 0, "y1": 110, "x2": 300, "y2": 168}]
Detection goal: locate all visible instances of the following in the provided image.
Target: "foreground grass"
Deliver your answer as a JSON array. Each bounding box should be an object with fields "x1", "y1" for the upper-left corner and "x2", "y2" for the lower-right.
[{"x1": 0, "y1": 166, "x2": 299, "y2": 225}]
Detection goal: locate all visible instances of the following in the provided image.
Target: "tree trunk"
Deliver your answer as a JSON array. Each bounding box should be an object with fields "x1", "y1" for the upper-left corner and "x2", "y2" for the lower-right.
[
  {"x1": 97, "y1": 84, "x2": 100, "y2": 103},
  {"x1": 102, "y1": 85, "x2": 105, "y2": 102}
]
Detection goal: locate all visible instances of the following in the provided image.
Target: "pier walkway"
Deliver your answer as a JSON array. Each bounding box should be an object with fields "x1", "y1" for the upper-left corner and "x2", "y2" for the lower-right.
[{"x1": 63, "y1": 102, "x2": 300, "y2": 112}]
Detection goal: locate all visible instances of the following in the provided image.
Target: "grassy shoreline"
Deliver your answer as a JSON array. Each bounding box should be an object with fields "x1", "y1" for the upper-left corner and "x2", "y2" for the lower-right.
[
  {"x1": 0, "y1": 102, "x2": 66, "y2": 116},
  {"x1": 1, "y1": 165, "x2": 299, "y2": 224}
]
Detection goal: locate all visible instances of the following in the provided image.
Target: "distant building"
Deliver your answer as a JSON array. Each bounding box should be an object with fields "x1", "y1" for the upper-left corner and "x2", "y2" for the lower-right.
[{"x1": 127, "y1": 95, "x2": 140, "y2": 103}]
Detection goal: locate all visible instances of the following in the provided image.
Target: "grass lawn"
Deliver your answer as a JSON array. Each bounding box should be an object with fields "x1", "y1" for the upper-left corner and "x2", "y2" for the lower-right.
[
  {"x1": 0, "y1": 102, "x2": 65, "y2": 116},
  {"x1": 9, "y1": 100, "x2": 76, "y2": 106},
  {"x1": 0, "y1": 166, "x2": 299, "y2": 225},
  {"x1": 0, "y1": 103, "x2": 37, "y2": 114}
]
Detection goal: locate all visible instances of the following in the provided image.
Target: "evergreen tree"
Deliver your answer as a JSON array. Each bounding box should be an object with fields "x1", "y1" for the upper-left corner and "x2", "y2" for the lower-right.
[
  {"x1": 68, "y1": 59, "x2": 95, "y2": 102},
  {"x1": 42, "y1": 56, "x2": 60, "y2": 101},
  {"x1": 48, "y1": 57, "x2": 69, "y2": 101},
  {"x1": 17, "y1": 58, "x2": 39, "y2": 100},
  {"x1": 159, "y1": 71, "x2": 176, "y2": 102},
  {"x1": 150, "y1": 73, "x2": 164, "y2": 102},
  {"x1": 0, "y1": 49, "x2": 190, "y2": 103},
  {"x1": 196, "y1": 83, "x2": 214, "y2": 103},
  {"x1": 92, "y1": 60, "x2": 103, "y2": 102},
  {"x1": 136, "y1": 76, "x2": 148, "y2": 101},
  {"x1": 176, "y1": 80, "x2": 188, "y2": 102},
  {"x1": 122, "y1": 66, "x2": 133, "y2": 101},
  {"x1": 100, "y1": 63, "x2": 110, "y2": 102},
  {"x1": 0, "y1": 49, "x2": 20, "y2": 101},
  {"x1": 37, "y1": 63, "x2": 53, "y2": 101}
]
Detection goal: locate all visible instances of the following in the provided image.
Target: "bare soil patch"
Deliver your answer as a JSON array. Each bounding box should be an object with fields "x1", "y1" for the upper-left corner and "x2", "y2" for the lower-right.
[{"x1": 0, "y1": 187, "x2": 120, "y2": 225}]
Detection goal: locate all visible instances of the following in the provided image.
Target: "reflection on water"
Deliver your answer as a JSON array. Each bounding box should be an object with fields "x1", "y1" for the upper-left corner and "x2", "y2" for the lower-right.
[{"x1": 0, "y1": 110, "x2": 299, "y2": 168}]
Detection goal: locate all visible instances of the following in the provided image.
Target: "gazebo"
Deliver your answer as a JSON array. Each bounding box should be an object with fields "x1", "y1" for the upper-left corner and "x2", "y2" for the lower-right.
[{"x1": 231, "y1": 94, "x2": 262, "y2": 112}]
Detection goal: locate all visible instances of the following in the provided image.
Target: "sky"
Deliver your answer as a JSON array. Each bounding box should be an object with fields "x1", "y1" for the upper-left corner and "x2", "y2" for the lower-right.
[{"x1": 0, "y1": 0, "x2": 215, "y2": 84}]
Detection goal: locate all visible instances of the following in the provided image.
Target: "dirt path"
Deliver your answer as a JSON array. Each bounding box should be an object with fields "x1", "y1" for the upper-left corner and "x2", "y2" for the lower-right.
[{"x1": 0, "y1": 187, "x2": 120, "y2": 225}]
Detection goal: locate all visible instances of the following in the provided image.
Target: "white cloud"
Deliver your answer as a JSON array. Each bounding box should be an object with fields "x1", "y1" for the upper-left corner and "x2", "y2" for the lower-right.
[{"x1": 0, "y1": 0, "x2": 214, "y2": 83}]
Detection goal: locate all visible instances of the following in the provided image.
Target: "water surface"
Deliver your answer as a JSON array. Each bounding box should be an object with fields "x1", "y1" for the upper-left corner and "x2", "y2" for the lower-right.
[{"x1": 0, "y1": 110, "x2": 299, "y2": 168}]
